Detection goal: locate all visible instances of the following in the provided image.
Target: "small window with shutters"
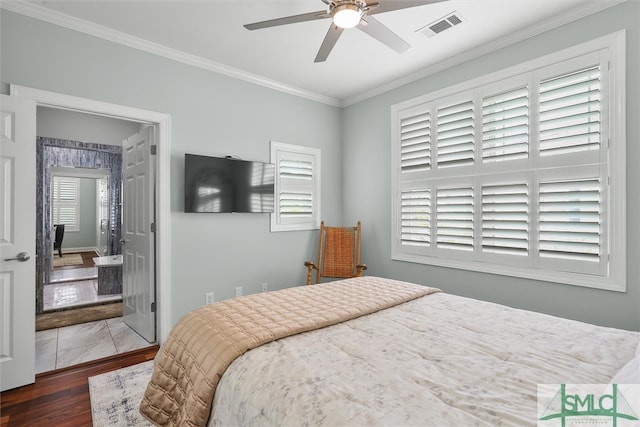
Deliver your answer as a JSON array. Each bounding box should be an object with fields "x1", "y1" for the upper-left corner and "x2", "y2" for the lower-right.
[
  {"x1": 270, "y1": 141, "x2": 321, "y2": 232},
  {"x1": 52, "y1": 176, "x2": 80, "y2": 232},
  {"x1": 391, "y1": 32, "x2": 625, "y2": 291}
]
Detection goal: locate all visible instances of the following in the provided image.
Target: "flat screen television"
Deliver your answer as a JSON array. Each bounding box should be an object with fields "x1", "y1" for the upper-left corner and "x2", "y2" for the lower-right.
[{"x1": 184, "y1": 154, "x2": 275, "y2": 213}]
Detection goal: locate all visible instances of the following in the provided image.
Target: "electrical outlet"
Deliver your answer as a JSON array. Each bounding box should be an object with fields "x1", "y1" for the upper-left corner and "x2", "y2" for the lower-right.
[
  {"x1": 205, "y1": 292, "x2": 215, "y2": 305},
  {"x1": 261, "y1": 283, "x2": 268, "y2": 292},
  {"x1": 235, "y1": 287, "x2": 243, "y2": 297}
]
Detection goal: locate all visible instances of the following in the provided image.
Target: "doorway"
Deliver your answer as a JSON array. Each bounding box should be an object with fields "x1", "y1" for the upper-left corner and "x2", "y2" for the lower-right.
[
  {"x1": 3, "y1": 85, "x2": 171, "y2": 390},
  {"x1": 36, "y1": 136, "x2": 126, "y2": 317},
  {"x1": 34, "y1": 119, "x2": 155, "y2": 372}
]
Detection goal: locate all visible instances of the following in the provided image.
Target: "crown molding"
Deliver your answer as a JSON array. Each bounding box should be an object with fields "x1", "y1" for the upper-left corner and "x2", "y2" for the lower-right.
[
  {"x1": 343, "y1": 0, "x2": 628, "y2": 106},
  {"x1": 0, "y1": 0, "x2": 342, "y2": 107},
  {"x1": 1, "y1": 0, "x2": 627, "y2": 109}
]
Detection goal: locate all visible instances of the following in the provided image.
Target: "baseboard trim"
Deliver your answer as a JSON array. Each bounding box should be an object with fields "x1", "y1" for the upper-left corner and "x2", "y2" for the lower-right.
[{"x1": 35, "y1": 345, "x2": 159, "y2": 379}]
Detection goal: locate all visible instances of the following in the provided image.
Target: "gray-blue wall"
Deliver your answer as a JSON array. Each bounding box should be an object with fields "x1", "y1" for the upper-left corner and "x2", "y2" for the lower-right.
[
  {"x1": 0, "y1": 9, "x2": 343, "y2": 323},
  {"x1": 342, "y1": 1, "x2": 640, "y2": 331},
  {"x1": 2, "y1": 2, "x2": 638, "y2": 330}
]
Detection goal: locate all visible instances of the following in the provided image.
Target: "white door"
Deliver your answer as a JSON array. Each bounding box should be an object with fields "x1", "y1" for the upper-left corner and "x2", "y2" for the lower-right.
[
  {"x1": 0, "y1": 95, "x2": 36, "y2": 391},
  {"x1": 122, "y1": 126, "x2": 156, "y2": 342}
]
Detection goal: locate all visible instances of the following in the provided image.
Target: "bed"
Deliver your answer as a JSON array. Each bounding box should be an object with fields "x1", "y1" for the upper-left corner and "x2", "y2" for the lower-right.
[{"x1": 140, "y1": 276, "x2": 639, "y2": 427}]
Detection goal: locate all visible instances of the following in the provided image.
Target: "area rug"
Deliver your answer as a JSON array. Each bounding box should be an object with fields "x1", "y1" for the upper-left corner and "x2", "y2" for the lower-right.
[
  {"x1": 89, "y1": 360, "x2": 154, "y2": 427},
  {"x1": 52, "y1": 253, "x2": 84, "y2": 267}
]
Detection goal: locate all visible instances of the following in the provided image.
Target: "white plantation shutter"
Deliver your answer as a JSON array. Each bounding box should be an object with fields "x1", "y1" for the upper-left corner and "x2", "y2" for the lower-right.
[
  {"x1": 436, "y1": 100, "x2": 474, "y2": 168},
  {"x1": 392, "y1": 35, "x2": 624, "y2": 290},
  {"x1": 280, "y1": 159, "x2": 313, "y2": 180},
  {"x1": 539, "y1": 66, "x2": 601, "y2": 156},
  {"x1": 52, "y1": 176, "x2": 79, "y2": 232},
  {"x1": 400, "y1": 111, "x2": 431, "y2": 172},
  {"x1": 270, "y1": 142, "x2": 321, "y2": 232},
  {"x1": 400, "y1": 189, "x2": 430, "y2": 247},
  {"x1": 279, "y1": 192, "x2": 313, "y2": 218},
  {"x1": 56, "y1": 206, "x2": 77, "y2": 225},
  {"x1": 436, "y1": 186, "x2": 473, "y2": 251},
  {"x1": 482, "y1": 183, "x2": 529, "y2": 256},
  {"x1": 538, "y1": 178, "x2": 601, "y2": 263},
  {"x1": 278, "y1": 159, "x2": 313, "y2": 218},
  {"x1": 482, "y1": 87, "x2": 529, "y2": 163}
]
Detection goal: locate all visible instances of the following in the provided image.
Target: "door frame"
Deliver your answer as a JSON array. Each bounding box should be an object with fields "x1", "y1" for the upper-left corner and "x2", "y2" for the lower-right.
[{"x1": 10, "y1": 84, "x2": 172, "y2": 344}]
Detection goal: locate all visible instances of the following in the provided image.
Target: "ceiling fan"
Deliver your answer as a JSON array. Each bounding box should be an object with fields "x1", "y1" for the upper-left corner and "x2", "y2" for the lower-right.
[{"x1": 244, "y1": 0, "x2": 446, "y2": 63}]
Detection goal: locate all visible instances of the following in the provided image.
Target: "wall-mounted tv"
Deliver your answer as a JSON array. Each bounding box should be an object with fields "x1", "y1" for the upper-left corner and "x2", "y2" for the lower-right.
[{"x1": 184, "y1": 154, "x2": 275, "y2": 213}]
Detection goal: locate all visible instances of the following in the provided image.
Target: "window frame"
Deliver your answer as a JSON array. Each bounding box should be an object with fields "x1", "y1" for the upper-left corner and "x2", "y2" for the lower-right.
[
  {"x1": 390, "y1": 31, "x2": 626, "y2": 292},
  {"x1": 270, "y1": 141, "x2": 321, "y2": 232}
]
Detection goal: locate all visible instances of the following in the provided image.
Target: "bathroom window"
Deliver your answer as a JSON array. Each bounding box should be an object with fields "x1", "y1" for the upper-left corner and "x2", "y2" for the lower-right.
[{"x1": 52, "y1": 176, "x2": 80, "y2": 232}]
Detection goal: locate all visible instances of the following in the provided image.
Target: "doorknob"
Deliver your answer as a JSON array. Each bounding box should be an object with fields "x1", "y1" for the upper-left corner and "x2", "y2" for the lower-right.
[
  {"x1": 119, "y1": 239, "x2": 126, "y2": 245},
  {"x1": 4, "y1": 252, "x2": 31, "y2": 262}
]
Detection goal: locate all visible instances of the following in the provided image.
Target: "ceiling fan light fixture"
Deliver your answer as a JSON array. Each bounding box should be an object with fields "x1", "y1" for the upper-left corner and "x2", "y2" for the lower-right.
[{"x1": 333, "y1": 4, "x2": 363, "y2": 29}]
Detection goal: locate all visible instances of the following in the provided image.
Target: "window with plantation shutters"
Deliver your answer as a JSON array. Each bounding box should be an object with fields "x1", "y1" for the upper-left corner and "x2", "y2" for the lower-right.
[
  {"x1": 276, "y1": 159, "x2": 312, "y2": 218},
  {"x1": 391, "y1": 32, "x2": 626, "y2": 291},
  {"x1": 52, "y1": 176, "x2": 80, "y2": 232},
  {"x1": 270, "y1": 141, "x2": 321, "y2": 232}
]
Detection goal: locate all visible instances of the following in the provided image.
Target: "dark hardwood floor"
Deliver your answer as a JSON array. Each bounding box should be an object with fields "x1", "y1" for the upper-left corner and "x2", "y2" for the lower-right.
[{"x1": 0, "y1": 345, "x2": 159, "y2": 427}]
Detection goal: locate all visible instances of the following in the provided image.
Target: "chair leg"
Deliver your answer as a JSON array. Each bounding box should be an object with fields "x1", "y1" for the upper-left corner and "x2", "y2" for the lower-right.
[
  {"x1": 58, "y1": 248, "x2": 62, "y2": 257},
  {"x1": 305, "y1": 264, "x2": 313, "y2": 286}
]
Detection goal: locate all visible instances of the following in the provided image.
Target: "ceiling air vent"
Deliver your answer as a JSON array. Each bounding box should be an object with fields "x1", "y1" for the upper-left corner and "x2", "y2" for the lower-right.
[{"x1": 417, "y1": 12, "x2": 464, "y2": 38}]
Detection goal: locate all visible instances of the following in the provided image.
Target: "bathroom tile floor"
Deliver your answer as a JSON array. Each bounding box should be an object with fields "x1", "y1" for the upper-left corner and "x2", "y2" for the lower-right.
[
  {"x1": 44, "y1": 279, "x2": 121, "y2": 311},
  {"x1": 35, "y1": 317, "x2": 152, "y2": 374}
]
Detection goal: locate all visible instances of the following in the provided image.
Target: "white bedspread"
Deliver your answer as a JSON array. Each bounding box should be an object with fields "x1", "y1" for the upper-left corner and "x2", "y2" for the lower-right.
[{"x1": 210, "y1": 291, "x2": 638, "y2": 426}]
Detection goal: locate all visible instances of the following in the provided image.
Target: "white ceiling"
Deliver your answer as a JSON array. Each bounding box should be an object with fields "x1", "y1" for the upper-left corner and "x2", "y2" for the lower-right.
[{"x1": 5, "y1": 0, "x2": 624, "y2": 105}]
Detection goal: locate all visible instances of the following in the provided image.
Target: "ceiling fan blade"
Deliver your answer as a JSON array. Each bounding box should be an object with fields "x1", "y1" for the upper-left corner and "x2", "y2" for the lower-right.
[
  {"x1": 244, "y1": 10, "x2": 330, "y2": 30},
  {"x1": 357, "y1": 15, "x2": 410, "y2": 54},
  {"x1": 367, "y1": 0, "x2": 448, "y2": 16},
  {"x1": 315, "y1": 25, "x2": 344, "y2": 63}
]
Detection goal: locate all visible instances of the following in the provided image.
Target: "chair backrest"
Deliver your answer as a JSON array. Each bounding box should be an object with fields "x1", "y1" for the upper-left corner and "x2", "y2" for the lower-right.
[
  {"x1": 54, "y1": 224, "x2": 65, "y2": 247},
  {"x1": 311, "y1": 221, "x2": 363, "y2": 284}
]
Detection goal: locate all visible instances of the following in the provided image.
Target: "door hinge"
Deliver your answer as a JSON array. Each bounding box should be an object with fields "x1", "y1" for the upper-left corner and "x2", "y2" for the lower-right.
[
  {"x1": 151, "y1": 302, "x2": 156, "y2": 312},
  {"x1": 150, "y1": 144, "x2": 157, "y2": 155},
  {"x1": 150, "y1": 222, "x2": 156, "y2": 233}
]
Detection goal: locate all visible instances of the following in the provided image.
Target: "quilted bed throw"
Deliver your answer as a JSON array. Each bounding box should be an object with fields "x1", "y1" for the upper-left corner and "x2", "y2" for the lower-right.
[{"x1": 139, "y1": 276, "x2": 439, "y2": 427}]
